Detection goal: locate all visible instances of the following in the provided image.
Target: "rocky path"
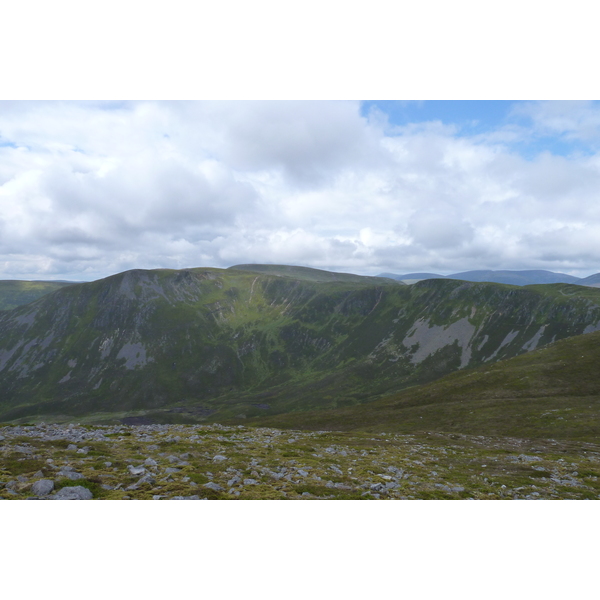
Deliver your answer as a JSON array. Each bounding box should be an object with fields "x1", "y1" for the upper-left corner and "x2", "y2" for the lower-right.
[{"x1": 1, "y1": 423, "x2": 599, "y2": 499}]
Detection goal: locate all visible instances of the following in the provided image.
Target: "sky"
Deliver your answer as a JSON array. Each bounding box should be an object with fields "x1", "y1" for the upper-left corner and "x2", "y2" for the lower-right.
[{"x1": 2, "y1": 100, "x2": 600, "y2": 281}]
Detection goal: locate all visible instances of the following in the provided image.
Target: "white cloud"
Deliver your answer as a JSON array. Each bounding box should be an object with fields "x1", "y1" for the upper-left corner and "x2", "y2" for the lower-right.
[
  {"x1": 2, "y1": 100, "x2": 600, "y2": 280},
  {"x1": 511, "y1": 101, "x2": 600, "y2": 142},
  {"x1": 408, "y1": 211, "x2": 475, "y2": 250}
]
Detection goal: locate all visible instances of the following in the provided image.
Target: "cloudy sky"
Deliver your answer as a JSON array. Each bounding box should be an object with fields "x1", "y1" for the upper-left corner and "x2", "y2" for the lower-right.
[{"x1": 2, "y1": 100, "x2": 600, "y2": 281}]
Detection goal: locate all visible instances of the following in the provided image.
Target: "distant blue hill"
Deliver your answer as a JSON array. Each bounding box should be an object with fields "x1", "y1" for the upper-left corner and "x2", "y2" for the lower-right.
[
  {"x1": 380, "y1": 269, "x2": 587, "y2": 286},
  {"x1": 449, "y1": 270, "x2": 581, "y2": 285},
  {"x1": 579, "y1": 273, "x2": 600, "y2": 286},
  {"x1": 379, "y1": 272, "x2": 445, "y2": 280}
]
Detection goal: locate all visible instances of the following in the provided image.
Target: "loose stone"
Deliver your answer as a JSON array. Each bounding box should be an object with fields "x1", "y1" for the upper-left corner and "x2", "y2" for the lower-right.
[
  {"x1": 204, "y1": 482, "x2": 223, "y2": 492},
  {"x1": 31, "y1": 479, "x2": 55, "y2": 496},
  {"x1": 58, "y1": 470, "x2": 85, "y2": 480},
  {"x1": 52, "y1": 486, "x2": 93, "y2": 500},
  {"x1": 128, "y1": 465, "x2": 146, "y2": 476}
]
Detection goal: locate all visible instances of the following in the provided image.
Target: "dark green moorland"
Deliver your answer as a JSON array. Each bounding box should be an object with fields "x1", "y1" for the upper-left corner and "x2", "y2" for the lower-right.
[
  {"x1": 1, "y1": 265, "x2": 600, "y2": 499},
  {"x1": 0, "y1": 280, "x2": 75, "y2": 311},
  {"x1": 249, "y1": 329, "x2": 600, "y2": 442}
]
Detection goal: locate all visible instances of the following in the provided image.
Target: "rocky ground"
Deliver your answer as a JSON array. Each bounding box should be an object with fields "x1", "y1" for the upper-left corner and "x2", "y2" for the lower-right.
[{"x1": 1, "y1": 422, "x2": 599, "y2": 499}]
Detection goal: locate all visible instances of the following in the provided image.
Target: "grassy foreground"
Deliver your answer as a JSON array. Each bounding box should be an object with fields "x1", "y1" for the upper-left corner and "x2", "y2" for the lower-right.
[{"x1": 1, "y1": 422, "x2": 599, "y2": 500}]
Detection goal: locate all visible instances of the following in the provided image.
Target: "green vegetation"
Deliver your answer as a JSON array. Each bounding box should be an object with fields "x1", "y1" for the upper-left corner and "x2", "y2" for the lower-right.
[
  {"x1": 0, "y1": 456, "x2": 47, "y2": 476},
  {"x1": 1, "y1": 266, "x2": 600, "y2": 425},
  {"x1": 247, "y1": 330, "x2": 600, "y2": 443},
  {"x1": 0, "y1": 280, "x2": 75, "y2": 311},
  {"x1": 54, "y1": 476, "x2": 110, "y2": 498},
  {"x1": 229, "y1": 263, "x2": 403, "y2": 285}
]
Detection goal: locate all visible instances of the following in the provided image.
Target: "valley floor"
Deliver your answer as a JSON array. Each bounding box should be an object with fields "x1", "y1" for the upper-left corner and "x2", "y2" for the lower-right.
[{"x1": 1, "y1": 422, "x2": 599, "y2": 500}]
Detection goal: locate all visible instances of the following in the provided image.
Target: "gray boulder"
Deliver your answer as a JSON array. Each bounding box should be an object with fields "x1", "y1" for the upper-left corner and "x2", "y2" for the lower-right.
[
  {"x1": 52, "y1": 486, "x2": 93, "y2": 500},
  {"x1": 435, "y1": 484, "x2": 465, "y2": 493},
  {"x1": 128, "y1": 474, "x2": 157, "y2": 490},
  {"x1": 58, "y1": 469, "x2": 85, "y2": 480},
  {"x1": 137, "y1": 474, "x2": 156, "y2": 486},
  {"x1": 204, "y1": 482, "x2": 223, "y2": 492},
  {"x1": 127, "y1": 465, "x2": 146, "y2": 476},
  {"x1": 31, "y1": 479, "x2": 54, "y2": 496}
]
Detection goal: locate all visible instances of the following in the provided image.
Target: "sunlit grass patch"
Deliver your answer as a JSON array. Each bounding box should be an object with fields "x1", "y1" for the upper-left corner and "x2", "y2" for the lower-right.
[{"x1": 1, "y1": 456, "x2": 47, "y2": 476}]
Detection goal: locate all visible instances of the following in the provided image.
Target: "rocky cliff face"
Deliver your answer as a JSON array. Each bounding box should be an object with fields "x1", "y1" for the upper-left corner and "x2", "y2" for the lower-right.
[{"x1": 1, "y1": 266, "x2": 600, "y2": 422}]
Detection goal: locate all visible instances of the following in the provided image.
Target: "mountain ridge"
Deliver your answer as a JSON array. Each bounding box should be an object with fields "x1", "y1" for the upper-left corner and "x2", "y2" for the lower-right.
[
  {"x1": 380, "y1": 269, "x2": 588, "y2": 286},
  {"x1": 229, "y1": 263, "x2": 403, "y2": 285},
  {"x1": 2, "y1": 266, "x2": 600, "y2": 424}
]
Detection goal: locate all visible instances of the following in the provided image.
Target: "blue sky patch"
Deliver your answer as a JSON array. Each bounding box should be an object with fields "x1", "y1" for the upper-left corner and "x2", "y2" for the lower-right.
[{"x1": 361, "y1": 100, "x2": 600, "y2": 159}]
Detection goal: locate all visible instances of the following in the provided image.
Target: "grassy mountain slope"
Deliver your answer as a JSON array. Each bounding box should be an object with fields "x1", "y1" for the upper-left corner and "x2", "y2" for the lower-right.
[
  {"x1": 0, "y1": 280, "x2": 75, "y2": 311},
  {"x1": 249, "y1": 330, "x2": 600, "y2": 442},
  {"x1": 1, "y1": 267, "x2": 600, "y2": 423},
  {"x1": 229, "y1": 264, "x2": 402, "y2": 285}
]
